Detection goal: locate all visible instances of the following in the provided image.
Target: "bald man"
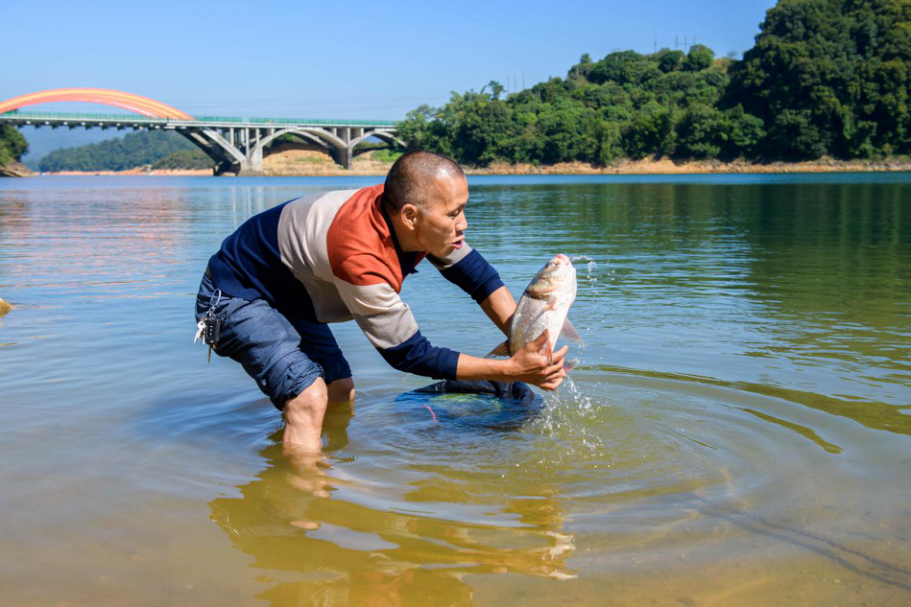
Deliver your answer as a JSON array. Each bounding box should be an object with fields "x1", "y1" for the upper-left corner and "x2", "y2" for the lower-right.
[{"x1": 195, "y1": 151, "x2": 567, "y2": 452}]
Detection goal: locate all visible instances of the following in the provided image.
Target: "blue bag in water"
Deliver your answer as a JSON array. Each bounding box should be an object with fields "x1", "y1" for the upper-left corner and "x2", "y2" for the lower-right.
[{"x1": 400, "y1": 380, "x2": 544, "y2": 430}]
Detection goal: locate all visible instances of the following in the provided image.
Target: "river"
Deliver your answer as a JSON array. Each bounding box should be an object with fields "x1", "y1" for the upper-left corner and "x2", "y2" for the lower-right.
[{"x1": 1, "y1": 174, "x2": 909, "y2": 605}]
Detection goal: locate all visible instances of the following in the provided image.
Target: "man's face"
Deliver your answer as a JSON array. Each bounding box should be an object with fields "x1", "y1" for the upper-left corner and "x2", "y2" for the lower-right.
[{"x1": 414, "y1": 174, "x2": 469, "y2": 258}]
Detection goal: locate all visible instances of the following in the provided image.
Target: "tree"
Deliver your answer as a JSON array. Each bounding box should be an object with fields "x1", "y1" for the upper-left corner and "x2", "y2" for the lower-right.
[
  {"x1": 657, "y1": 49, "x2": 685, "y2": 73},
  {"x1": 0, "y1": 125, "x2": 28, "y2": 165},
  {"x1": 486, "y1": 80, "x2": 505, "y2": 101},
  {"x1": 675, "y1": 104, "x2": 726, "y2": 158},
  {"x1": 727, "y1": 0, "x2": 911, "y2": 158},
  {"x1": 684, "y1": 45, "x2": 715, "y2": 71},
  {"x1": 395, "y1": 0, "x2": 911, "y2": 166}
]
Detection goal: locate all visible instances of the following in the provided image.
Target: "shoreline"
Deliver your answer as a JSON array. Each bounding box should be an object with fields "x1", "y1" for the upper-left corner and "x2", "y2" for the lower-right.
[{"x1": 19, "y1": 156, "x2": 911, "y2": 177}]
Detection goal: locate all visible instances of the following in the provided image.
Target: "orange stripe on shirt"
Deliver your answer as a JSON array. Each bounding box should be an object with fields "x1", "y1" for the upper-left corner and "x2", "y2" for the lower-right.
[{"x1": 326, "y1": 184, "x2": 406, "y2": 291}]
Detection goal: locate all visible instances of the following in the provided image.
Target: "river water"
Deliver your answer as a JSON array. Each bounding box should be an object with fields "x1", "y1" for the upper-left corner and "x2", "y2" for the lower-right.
[{"x1": 1, "y1": 174, "x2": 909, "y2": 606}]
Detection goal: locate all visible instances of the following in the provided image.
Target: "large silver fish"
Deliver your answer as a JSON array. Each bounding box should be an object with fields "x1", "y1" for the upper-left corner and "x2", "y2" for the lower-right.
[{"x1": 489, "y1": 254, "x2": 584, "y2": 360}]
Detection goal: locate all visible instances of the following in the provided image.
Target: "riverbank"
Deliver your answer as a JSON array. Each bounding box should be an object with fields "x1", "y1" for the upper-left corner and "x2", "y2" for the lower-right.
[
  {"x1": 0, "y1": 161, "x2": 34, "y2": 177},
  {"x1": 472, "y1": 157, "x2": 911, "y2": 175},
  {"x1": 22, "y1": 151, "x2": 911, "y2": 177}
]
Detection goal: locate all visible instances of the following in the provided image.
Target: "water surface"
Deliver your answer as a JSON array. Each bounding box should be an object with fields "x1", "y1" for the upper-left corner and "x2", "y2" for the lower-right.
[{"x1": 1, "y1": 174, "x2": 910, "y2": 605}]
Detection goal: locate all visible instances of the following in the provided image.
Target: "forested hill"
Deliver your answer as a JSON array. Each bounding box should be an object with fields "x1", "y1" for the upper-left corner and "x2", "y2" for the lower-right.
[
  {"x1": 0, "y1": 126, "x2": 28, "y2": 166},
  {"x1": 400, "y1": 0, "x2": 911, "y2": 166},
  {"x1": 37, "y1": 131, "x2": 213, "y2": 172}
]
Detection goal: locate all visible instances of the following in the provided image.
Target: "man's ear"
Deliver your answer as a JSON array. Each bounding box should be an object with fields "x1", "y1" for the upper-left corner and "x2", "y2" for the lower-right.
[{"x1": 401, "y1": 203, "x2": 419, "y2": 230}]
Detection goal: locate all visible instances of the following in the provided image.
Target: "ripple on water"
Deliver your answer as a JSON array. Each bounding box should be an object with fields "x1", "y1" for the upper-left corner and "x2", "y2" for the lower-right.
[{"x1": 309, "y1": 370, "x2": 911, "y2": 588}]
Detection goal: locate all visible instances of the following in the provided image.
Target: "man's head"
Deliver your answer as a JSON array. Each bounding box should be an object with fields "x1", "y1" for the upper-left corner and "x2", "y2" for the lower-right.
[{"x1": 383, "y1": 151, "x2": 469, "y2": 257}]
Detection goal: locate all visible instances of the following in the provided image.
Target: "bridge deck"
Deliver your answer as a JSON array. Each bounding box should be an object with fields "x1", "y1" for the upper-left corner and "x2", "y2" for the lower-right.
[{"x1": 0, "y1": 110, "x2": 397, "y2": 129}]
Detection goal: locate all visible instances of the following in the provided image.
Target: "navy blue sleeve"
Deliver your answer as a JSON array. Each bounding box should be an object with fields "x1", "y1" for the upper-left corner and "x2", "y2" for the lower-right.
[
  {"x1": 438, "y1": 249, "x2": 505, "y2": 304},
  {"x1": 376, "y1": 330, "x2": 460, "y2": 379}
]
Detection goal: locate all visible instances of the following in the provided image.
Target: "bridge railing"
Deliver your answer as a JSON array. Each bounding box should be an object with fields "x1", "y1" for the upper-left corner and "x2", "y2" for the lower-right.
[
  {"x1": 248, "y1": 117, "x2": 398, "y2": 127},
  {"x1": 1, "y1": 110, "x2": 160, "y2": 121},
  {"x1": 193, "y1": 116, "x2": 245, "y2": 123},
  {"x1": 1, "y1": 110, "x2": 398, "y2": 128}
]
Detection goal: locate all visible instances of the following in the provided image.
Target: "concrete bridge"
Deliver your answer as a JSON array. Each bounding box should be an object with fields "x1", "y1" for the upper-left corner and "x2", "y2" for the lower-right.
[{"x1": 0, "y1": 88, "x2": 403, "y2": 175}]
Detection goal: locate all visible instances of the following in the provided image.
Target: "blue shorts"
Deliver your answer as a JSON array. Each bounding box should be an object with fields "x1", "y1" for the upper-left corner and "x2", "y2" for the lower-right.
[{"x1": 195, "y1": 272, "x2": 352, "y2": 410}]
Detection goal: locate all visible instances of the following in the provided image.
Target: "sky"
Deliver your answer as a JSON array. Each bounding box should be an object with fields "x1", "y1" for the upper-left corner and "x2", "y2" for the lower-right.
[{"x1": 4, "y1": 0, "x2": 777, "y2": 121}]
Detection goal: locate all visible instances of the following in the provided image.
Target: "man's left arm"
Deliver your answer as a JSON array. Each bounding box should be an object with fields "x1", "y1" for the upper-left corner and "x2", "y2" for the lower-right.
[
  {"x1": 429, "y1": 245, "x2": 515, "y2": 336},
  {"x1": 478, "y1": 285, "x2": 516, "y2": 336}
]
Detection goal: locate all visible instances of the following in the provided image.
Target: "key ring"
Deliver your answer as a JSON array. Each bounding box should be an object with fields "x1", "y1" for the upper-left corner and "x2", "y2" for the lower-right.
[{"x1": 207, "y1": 288, "x2": 222, "y2": 313}]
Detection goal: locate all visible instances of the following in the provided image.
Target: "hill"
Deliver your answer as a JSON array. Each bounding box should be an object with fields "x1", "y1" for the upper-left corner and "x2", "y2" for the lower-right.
[
  {"x1": 0, "y1": 125, "x2": 31, "y2": 176},
  {"x1": 37, "y1": 130, "x2": 201, "y2": 172},
  {"x1": 399, "y1": 0, "x2": 911, "y2": 166},
  {"x1": 19, "y1": 127, "x2": 130, "y2": 170}
]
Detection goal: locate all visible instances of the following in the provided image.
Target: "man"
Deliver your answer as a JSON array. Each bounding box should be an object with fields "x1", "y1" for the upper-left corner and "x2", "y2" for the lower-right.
[{"x1": 195, "y1": 151, "x2": 567, "y2": 453}]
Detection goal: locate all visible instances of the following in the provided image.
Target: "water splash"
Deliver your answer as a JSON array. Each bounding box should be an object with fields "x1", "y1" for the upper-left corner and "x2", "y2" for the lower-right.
[{"x1": 567, "y1": 254, "x2": 598, "y2": 282}]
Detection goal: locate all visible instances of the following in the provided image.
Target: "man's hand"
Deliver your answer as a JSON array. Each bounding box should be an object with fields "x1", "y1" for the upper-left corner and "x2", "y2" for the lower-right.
[
  {"x1": 507, "y1": 329, "x2": 568, "y2": 390},
  {"x1": 455, "y1": 328, "x2": 568, "y2": 389}
]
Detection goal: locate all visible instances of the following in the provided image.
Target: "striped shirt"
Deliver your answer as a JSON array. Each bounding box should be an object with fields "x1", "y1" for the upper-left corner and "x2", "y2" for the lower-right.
[{"x1": 207, "y1": 184, "x2": 504, "y2": 380}]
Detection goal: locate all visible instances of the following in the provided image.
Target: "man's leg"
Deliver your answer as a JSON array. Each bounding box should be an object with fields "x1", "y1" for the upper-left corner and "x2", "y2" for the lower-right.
[
  {"x1": 283, "y1": 376, "x2": 354, "y2": 452},
  {"x1": 283, "y1": 377, "x2": 329, "y2": 452},
  {"x1": 327, "y1": 377, "x2": 356, "y2": 403}
]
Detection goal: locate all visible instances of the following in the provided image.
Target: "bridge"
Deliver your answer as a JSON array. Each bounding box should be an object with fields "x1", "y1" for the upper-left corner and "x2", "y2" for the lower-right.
[{"x1": 0, "y1": 88, "x2": 403, "y2": 175}]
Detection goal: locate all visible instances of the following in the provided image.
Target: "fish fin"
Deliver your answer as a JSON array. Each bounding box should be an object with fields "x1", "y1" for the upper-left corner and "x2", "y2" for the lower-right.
[
  {"x1": 486, "y1": 342, "x2": 511, "y2": 358},
  {"x1": 563, "y1": 358, "x2": 580, "y2": 372},
  {"x1": 560, "y1": 318, "x2": 585, "y2": 346},
  {"x1": 546, "y1": 338, "x2": 553, "y2": 366}
]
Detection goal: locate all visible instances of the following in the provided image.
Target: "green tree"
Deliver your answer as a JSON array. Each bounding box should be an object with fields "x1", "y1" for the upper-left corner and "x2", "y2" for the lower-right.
[
  {"x1": 657, "y1": 49, "x2": 686, "y2": 73},
  {"x1": 396, "y1": 0, "x2": 911, "y2": 166},
  {"x1": 675, "y1": 104, "x2": 726, "y2": 158},
  {"x1": 684, "y1": 44, "x2": 715, "y2": 71},
  {"x1": 623, "y1": 103, "x2": 677, "y2": 159},
  {"x1": 0, "y1": 125, "x2": 28, "y2": 165},
  {"x1": 38, "y1": 130, "x2": 199, "y2": 172},
  {"x1": 727, "y1": 0, "x2": 911, "y2": 158}
]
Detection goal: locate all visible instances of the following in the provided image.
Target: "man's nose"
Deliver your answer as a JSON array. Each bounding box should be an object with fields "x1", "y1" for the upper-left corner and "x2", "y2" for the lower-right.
[{"x1": 457, "y1": 211, "x2": 468, "y2": 232}]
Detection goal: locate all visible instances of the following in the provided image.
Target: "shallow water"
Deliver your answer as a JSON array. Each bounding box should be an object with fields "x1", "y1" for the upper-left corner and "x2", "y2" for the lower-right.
[{"x1": 1, "y1": 174, "x2": 910, "y2": 606}]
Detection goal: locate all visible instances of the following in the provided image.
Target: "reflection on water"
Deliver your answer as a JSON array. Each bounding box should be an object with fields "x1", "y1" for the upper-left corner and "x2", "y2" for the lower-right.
[
  {"x1": 210, "y1": 404, "x2": 574, "y2": 606},
  {"x1": 1, "y1": 175, "x2": 910, "y2": 605}
]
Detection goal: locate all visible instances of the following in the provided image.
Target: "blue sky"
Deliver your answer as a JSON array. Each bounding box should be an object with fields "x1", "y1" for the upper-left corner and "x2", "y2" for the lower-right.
[{"x1": 4, "y1": 0, "x2": 777, "y2": 121}]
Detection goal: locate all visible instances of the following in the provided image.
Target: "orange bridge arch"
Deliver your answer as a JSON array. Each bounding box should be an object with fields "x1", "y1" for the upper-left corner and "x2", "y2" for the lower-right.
[{"x1": 0, "y1": 88, "x2": 193, "y2": 120}]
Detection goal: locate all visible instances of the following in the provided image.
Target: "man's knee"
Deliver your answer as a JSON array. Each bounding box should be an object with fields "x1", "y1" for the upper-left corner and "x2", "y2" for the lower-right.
[
  {"x1": 284, "y1": 378, "x2": 328, "y2": 424},
  {"x1": 327, "y1": 377, "x2": 355, "y2": 403}
]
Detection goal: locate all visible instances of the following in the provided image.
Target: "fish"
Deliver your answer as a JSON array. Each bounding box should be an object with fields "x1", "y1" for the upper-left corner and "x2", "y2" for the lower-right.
[{"x1": 489, "y1": 254, "x2": 584, "y2": 364}]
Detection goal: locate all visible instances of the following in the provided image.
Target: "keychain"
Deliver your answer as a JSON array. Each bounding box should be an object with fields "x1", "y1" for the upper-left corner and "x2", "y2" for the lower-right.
[{"x1": 194, "y1": 289, "x2": 223, "y2": 364}]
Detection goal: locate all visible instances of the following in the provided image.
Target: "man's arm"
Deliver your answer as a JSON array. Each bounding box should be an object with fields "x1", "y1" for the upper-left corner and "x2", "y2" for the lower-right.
[
  {"x1": 335, "y1": 254, "x2": 565, "y2": 390},
  {"x1": 479, "y1": 285, "x2": 516, "y2": 336},
  {"x1": 456, "y1": 329, "x2": 568, "y2": 390}
]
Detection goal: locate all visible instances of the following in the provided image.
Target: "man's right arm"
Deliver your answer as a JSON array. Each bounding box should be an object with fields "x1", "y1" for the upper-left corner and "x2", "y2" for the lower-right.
[
  {"x1": 333, "y1": 255, "x2": 567, "y2": 389},
  {"x1": 456, "y1": 329, "x2": 568, "y2": 390}
]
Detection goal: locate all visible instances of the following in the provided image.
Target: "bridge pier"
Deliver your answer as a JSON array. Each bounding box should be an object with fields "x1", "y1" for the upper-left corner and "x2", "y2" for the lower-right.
[{"x1": 333, "y1": 146, "x2": 353, "y2": 170}]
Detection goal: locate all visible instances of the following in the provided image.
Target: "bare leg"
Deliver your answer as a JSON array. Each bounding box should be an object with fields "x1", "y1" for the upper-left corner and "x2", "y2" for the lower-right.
[
  {"x1": 282, "y1": 377, "x2": 355, "y2": 501},
  {"x1": 282, "y1": 377, "x2": 355, "y2": 452},
  {"x1": 327, "y1": 377, "x2": 355, "y2": 404},
  {"x1": 283, "y1": 377, "x2": 328, "y2": 452}
]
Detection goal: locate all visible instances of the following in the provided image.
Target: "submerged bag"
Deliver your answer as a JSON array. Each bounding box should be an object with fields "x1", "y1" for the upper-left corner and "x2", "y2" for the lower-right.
[{"x1": 400, "y1": 380, "x2": 544, "y2": 430}]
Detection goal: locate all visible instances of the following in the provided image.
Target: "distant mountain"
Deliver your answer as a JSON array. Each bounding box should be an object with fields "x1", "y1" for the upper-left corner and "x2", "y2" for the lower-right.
[
  {"x1": 37, "y1": 130, "x2": 199, "y2": 172},
  {"x1": 19, "y1": 126, "x2": 128, "y2": 169}
]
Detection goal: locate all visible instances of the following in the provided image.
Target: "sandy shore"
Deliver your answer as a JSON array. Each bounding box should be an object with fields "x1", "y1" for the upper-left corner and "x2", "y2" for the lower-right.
[
  {"x1": 470, "y1": 157, "x2": 911, "y2": 175},
  {"x1": 40, "y1": 167, "x2": 213, "y2": 176},
  {"x1": 30, "y1": 150, "x2": 911, "y2": 177}
]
